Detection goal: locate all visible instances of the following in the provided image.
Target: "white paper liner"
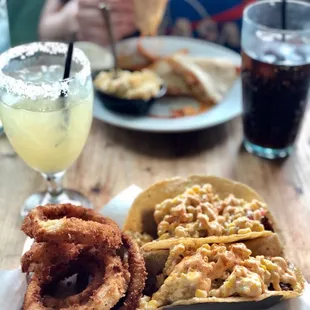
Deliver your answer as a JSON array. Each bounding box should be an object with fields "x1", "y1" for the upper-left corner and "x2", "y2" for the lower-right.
[
  {"x1": 100, "y1": 184, "x2": 142, "y2": 228},
  {"x1": 0, "y1": 269, "x2": 27, "y2": 310},
  {"x1": 2, "y1": 185, "x2": 310, "y2": 309}
]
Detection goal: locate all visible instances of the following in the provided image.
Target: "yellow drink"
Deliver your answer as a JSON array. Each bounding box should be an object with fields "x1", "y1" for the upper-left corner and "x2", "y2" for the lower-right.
[
  {"x1": 0, "y1": 42, "x2": 95, "y2": 214},
  {"x1": 0, "y1": 96, "x2": 93, "y2": 174},
  {"x1": 0, "y1": 64, "x2": 93, "y2": 174}
]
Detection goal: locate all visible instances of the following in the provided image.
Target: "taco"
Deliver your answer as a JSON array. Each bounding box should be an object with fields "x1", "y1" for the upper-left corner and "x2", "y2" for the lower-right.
[
  {"x1": 139, "y1": 236, "x2": 304, "y2": 310},
  {"x1": 124, "y1": 176, "x2": 277, "y2": 251},
  {"x1": 143, "y1": 235, "x2": 285, "y2": 296},
  {"x1": 148, "y1": 53, "x2": 192, "y2": 96}
]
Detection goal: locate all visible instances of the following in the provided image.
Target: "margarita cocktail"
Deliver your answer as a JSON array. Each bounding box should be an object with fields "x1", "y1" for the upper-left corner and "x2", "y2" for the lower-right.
[{"x1": 0, "y1": 42, "x2": 93, "y2": 216}]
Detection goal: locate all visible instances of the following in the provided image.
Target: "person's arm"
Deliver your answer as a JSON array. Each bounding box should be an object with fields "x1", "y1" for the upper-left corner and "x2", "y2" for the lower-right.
[{"x1": 39, "y1": 0, "x2": 78, "y2": 41}]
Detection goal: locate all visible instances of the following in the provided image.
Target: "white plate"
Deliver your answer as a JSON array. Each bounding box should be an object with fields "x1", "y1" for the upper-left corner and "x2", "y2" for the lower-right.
[{"x1": 93, "y1": 36, "x2": 242, "y2": 132}]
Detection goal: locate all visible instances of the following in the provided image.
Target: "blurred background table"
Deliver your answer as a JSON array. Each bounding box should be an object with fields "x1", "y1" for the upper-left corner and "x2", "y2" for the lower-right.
[{"x1": 1, "y1": 113, "x2": 310, "y2": 282}]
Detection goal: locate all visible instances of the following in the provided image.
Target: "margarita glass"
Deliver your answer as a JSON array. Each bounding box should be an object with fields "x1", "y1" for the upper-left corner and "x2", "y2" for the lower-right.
[{"x1": 0, "y1": 42, "x2": 93, "y2": 217}]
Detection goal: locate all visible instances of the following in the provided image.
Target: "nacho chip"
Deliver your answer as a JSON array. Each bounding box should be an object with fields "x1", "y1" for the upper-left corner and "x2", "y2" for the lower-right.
[{"x1": 134, "y1": 0, "x2": 168, "y2": 36}]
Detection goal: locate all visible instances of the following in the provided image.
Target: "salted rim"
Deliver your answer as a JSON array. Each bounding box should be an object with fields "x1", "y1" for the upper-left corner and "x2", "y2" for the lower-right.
[{"x1": 0, "y1": 42, "x2": 91, "y2": 100}]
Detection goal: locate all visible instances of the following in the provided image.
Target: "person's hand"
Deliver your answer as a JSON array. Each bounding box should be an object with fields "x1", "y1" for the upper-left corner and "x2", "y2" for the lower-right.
[
  {"x1": 39, "y1": 0, "x2": 79, "y2": 41},
  {"x1": 77, "y1": 0, "x2": 137, "y2": 46},
  {"x1": 60, "y1": 0, "x2": 79, "y2": 38}
]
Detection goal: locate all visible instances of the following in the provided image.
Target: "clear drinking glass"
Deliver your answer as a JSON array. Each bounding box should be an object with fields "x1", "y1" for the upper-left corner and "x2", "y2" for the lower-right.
[
  {"x1": 0, "y1": 42, "x2": 93, "y2": 217},
  {"x1": 241, "y1": 0, "x2": 310, "y2": 159}
]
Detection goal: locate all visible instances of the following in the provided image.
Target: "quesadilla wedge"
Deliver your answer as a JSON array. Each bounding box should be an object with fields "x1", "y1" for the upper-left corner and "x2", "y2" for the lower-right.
[
  {"x1": 167, "y1": 55, "x2": 240, "y2": 104},
  {"x1": 137, "y1": 42, "x2": 191, "y2": 96},
  {"x1": 139, "y1": 238, "x2": 304, "y2": 310},
  {"x1": 148, "y1": 54, "x2": 239, "y2": 98},
  {"x1": 134, "y1": 0, "x2": 168, "y2": 36},
  {"x1": 124, "y1": 176, "x2": 277, "y2": 251},
  {"x1": 148, "y1": 55, "x2": 191, "y2": 96}
]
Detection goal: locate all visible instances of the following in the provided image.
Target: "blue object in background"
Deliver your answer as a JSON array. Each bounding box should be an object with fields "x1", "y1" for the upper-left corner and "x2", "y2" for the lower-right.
[{"x1": 160, "y1": 0, "x2": 256, "y2": 52}]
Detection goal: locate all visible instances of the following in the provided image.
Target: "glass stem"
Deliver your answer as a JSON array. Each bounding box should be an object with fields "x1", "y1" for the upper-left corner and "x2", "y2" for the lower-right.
[{"x1": 42, "y1": 171, "x2": 65, "y2": 196}]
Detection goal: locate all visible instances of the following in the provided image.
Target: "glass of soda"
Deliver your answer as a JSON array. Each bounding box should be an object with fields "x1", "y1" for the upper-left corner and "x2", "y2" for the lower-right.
[{"x1": 241, "y1": 0, "x2": 310, "y2": 159}]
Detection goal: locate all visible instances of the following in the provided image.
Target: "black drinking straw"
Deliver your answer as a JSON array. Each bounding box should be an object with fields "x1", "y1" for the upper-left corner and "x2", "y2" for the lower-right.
[
  {"x1": 62, "y1": 41, "x2": 74, "y2": 91},
  {"x1": 60, "y1": 40, "x2": 74, "y2": 127},
  {"x1": 281, "y1": 0, "x2": 286, "y2": 41}
]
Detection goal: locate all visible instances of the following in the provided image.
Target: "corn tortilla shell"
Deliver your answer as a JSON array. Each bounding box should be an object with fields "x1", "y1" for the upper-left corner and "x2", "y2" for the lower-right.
[
  {"x1": 144, "y1": 234, "x2": 284, "y2": 288},
  {"x1": 166, "y1": 263, "x2": 305, "y2": 305},
  {"x1": 124, "y1": 175, "x2": 277, "y2": 251},
  {"x1": 142, "y1": 231, "x2": 273, "y2": 252},
  {"x1": 143, "y1": 235, "x2": 304, "y2": 307}
]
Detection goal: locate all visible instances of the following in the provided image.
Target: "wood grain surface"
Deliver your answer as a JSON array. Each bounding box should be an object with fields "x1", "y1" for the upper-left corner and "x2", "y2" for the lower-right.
[{"x1": 1, "y1": 114, "x2": 310, "y2": 283}]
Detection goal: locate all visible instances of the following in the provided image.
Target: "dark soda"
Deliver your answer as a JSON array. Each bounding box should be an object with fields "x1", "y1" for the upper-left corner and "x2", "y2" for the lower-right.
[{"x1": 242, "y1": 51, "x2": 310, "y2": 150}]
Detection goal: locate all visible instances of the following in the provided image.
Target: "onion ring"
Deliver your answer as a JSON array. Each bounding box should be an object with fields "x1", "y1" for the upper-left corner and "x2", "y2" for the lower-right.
[
  {"x1": 41, "y1": 259, "x2": 106, "y2": 309},
  {"x1": 44, "y1": 249, "x2": 130, "y2": 309},
  {"x1": 21, "y1": 204, "x2": 147, "y2": 310},
  {"x1": 22, "y1": 204, "x2": 122, "y2": 249},
  {"x1": 23, "y1": 250, "x2": 129, "y2": 310},
  {"x1": 21, "y1": 242, "x2": 85, "y2": 280},
  {"x1": 22, "y1": 244, "x2": 109, "y2": 308},
  {"x1": 119, "y1": 233, "x2": 147, "y2": 310}
]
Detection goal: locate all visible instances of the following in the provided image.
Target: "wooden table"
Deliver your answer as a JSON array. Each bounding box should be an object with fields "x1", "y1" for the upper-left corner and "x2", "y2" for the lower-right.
[{"x1": 1, "y1": 114, "x2": 310, "y2": 282}]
